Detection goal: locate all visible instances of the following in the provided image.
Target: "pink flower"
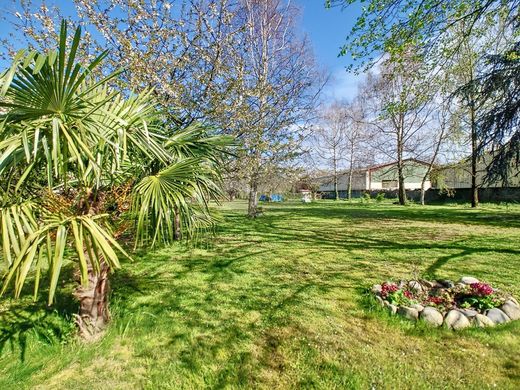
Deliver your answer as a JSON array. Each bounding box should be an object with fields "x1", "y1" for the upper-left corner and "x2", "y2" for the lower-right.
[
  {"x1": 381, "y1": 282, "x2": 398, "y2": 299},
  {"x1": 470, "y1": 282, "x2": 494, "y2": 296},
  {"x1": 427, "y1": 296, "x2": 443, "y2": 305}
]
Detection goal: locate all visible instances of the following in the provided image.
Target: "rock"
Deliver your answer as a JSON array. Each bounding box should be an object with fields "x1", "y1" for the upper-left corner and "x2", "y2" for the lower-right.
[
  {"x1": 398, "y1": 280, "x2": 407, "y2": 289},
  {"x1": 421, "y1": 280, "x2": 436, "y2": 289},
  {"x1": 486, "y1": 308, "x2": 510, "y2": 324},
  {"x1": 397, "y1": 306, "x2": 419, "y2": 321},
  {"x1": 474, "y1": 314, "x2": 495, "y2": 328},
  {"x1": 408, "y1": 280, "x2": 423, "y2": 293},
  {"x1": 460, "y1": 276, "x2": 480, "y2": 285},
  {"x1": 438, "y1": 279, "x2": 455, "y2": 288},
  {"x1": 444, "y1": 310, "x2": 471, "y2": 330},
  {"x1": 420, "y1": 306, "x2": 444, "y2": 327},
  {"x1": 375, "y1": 295, "x2": 385, "y2": 307},
  {"x1": 459, "y1": 308, "x2": 478, "y2": 318},
  {"x1": 411, "y1": 303, "x2": 424, "y2": 312},
  {"x1": 371, "y1": 284, "x2": 382, "y2": 295},
  {"x1": 384, "y1": 301, "x2": 397, "y2": 315},
  {"x1": 509, "y1": 297, "x2": 519, "y2": 307},
  {"x1": 501, "y1": 301, "x2": 520, "y2": 320}
]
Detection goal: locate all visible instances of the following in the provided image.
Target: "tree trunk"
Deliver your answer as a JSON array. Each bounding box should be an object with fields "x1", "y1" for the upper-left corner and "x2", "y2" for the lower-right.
[
  {"x1": 470, "y1": 103, "x2": 479, "y2": 208},
  {"x1": 174, "y1": 209, "x2": 182, "y2": 240},
  {"x1": 397, "y1": 117, "x2": 406, "y2": 205},
  {"x1": 73, "y1": 262, "x2": 111, "y2": 341},
  {"x1": 420, "y1": 180, "x2": 426, "y2": 206},
  {"x1": 397, "y1": 151, "x2": 406, "y2": 205},
  {"x1": 347, "y1": 167, "x2": 353, "y2": 201},
  {"x1": 398, "y1": 170, "x2": 406, "y2": 205},
  {"x1": 334, "y1": 174, "x2": 339, "y2": 201},
  {"x1": 247, "y1": 180, "x2": 258, "y2": 217},
  {"x1": 333, "y1": 155, "x2": 339, "y2": 200},
  {"x1": 347, "y1": 143, "x2": 355, "y2": 201}
]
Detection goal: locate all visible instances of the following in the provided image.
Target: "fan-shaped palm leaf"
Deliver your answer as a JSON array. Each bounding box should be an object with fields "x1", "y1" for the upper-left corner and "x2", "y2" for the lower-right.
[{"x1": 0, "y1": 204, "x2": 129, "y2": 304}]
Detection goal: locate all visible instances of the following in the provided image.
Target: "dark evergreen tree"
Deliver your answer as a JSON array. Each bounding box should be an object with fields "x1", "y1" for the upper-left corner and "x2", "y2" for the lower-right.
[{"x1": 473, "y1": 41, "x2": 520, "y2": 184}]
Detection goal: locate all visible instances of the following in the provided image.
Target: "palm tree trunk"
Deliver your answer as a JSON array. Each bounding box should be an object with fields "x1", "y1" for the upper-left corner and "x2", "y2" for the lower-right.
[{"x1": 73, "y1": 262, "x2": 111, "y2": 341}]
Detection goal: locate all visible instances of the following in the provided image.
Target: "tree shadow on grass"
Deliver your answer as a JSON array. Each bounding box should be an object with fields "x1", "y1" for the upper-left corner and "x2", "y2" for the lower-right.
[
  {"x1": 107, "y1": 204, "x2": 520, "y2": 386},
  {"x1": 108, "y1": 244, "x2": 359, "y2": 387},
  {"x1": 3, "y1": 201, "x2": 517, "y2": 381},
  {"x1": 219, "y1": 216, "x2": 520, "y2": 283},
  {"x1": 0, "y1": 264, "x2": 77, "y2": 362},
  {"x1": 273, "y1": 203, "x2": 520, "y2": 229}
]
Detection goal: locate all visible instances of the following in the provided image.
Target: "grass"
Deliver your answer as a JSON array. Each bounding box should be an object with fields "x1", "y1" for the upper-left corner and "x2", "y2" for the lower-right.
[{"x1": 1, "y1": 199, "x2": 520, "y2": 389}]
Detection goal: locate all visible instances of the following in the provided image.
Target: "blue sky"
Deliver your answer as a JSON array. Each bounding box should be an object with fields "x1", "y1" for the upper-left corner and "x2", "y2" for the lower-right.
[
  {"x1": 296, "y1": 0, "x2": 364, "y2": 102},
  {"x1": 1, "y1": 0, "x2": 364, "y2": 102}
]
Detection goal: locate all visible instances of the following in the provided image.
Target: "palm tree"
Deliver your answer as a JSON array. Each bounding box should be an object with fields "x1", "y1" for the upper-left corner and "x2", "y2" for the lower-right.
[{"x1": 0, "y1": 21, "x2": 229, "y2": 340}]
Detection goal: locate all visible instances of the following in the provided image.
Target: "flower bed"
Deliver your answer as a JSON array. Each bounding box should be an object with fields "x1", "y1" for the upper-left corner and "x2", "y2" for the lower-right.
[{"x1": 371, "y1": 276, "x2": 520, "y2": 329}]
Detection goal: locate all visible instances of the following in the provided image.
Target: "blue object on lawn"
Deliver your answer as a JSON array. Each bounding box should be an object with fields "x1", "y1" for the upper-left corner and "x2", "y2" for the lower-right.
[
  {"x1": 259, "y1": 194, "x2": 268, "y2": 201},
  {"x1": 271, "y1": 194, "x2": 283, "y2": 202}
]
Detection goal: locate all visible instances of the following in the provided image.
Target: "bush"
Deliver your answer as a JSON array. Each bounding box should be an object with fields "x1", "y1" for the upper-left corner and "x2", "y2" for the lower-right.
[
  {"x1": 360, "y1": 192, "x2": 371, "y2": 204},
  {"x1": 375, "y1": 192, "x2": 385, "y2": 202}
]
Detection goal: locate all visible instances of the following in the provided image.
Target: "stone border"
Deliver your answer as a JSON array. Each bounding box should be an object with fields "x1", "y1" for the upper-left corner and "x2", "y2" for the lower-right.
[{"x1": 371, "y1": 276, "x2": 520, "y2": 330}]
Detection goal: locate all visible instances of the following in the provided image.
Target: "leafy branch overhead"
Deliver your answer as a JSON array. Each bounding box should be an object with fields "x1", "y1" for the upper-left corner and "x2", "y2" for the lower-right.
[{"x1": 326, "y1": 0, "x2": 519, "y2": 71}]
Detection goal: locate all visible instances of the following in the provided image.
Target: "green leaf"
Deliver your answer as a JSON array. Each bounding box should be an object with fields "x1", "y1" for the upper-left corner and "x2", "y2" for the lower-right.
[{"x1": 48, "y1": 225, "x2": 67, "y2": 305}]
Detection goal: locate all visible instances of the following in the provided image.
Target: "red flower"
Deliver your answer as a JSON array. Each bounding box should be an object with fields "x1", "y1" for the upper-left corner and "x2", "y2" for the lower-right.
[
  {"x1": 403, "y1": 290, "x2": 414, "y2": 299},
  {"x1": 427, "y1": 296, "x2": 443, "y2": 305},
  {"x1": 470, "y1": 282, "x2": 494, "y2": 296},
  {"x1": 381, "y1": 282, "x2": 398, "y2": 299}
]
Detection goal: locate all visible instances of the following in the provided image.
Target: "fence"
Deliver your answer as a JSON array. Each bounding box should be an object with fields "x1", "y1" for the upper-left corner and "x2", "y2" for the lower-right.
[{"x1": 319, "y1": 187, "x2": 520, "y2": 203}]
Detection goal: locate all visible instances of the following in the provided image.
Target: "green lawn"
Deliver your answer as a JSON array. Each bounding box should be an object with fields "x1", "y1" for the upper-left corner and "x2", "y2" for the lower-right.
[{"x1": 1, "y1": 200, "x2": 520, "y2": 389}]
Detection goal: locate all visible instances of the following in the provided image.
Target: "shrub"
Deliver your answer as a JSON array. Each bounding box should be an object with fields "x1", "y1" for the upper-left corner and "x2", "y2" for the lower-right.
[{"x1": 360, "y1": 192, "x2": 371, "y2": 203}]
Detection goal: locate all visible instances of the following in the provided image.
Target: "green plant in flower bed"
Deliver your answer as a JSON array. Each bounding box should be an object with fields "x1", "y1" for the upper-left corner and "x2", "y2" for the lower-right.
[
  {"x1": 459, "y1": 296, "x2": 502, "y2": 311},
  {"x1": 457, "y1": 282, "x2": 506, "y2": 312},
  {"x1": 380, "y1": 282, "x2": 418, "y2": 306},
  {"x1": 387, "y1": 289, "x2": 417, "y2": 306},
  {"x1": 428, "y1": 281, "x2": 506, "y2": 313}
]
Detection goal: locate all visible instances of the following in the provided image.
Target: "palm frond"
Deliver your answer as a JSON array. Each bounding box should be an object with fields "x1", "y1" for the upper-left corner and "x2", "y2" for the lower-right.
[
  {"x1": 132, "y1": 156, "x2": 224, "y2": 247},
  {"x1": 165, "y1": 122, "x2": 234, "y2": 162},
  {"x1": 0, "y1": 206, "x2": 129, "y2": 304},
  {"x1": 0, "y1": 21, "x2": 123, "y2": 189}
]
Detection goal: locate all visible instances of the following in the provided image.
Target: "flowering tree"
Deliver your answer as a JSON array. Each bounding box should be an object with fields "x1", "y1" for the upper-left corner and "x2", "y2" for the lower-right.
[{"x1": 2, "y1": 1, "x2": 322, "y2": 217}]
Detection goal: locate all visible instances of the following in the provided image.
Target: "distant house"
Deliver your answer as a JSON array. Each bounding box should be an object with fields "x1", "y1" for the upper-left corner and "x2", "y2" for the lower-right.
[
  {"x1": 433, "y1": 155, "x2": 520, "y2": 189},
  {"x1": 318, "y1": 159, "x2": 431, "y2": 197}
]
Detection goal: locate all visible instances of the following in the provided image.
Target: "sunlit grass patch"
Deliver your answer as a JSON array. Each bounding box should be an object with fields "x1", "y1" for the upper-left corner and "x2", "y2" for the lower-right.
[{"x1": 1, "y1": 200, "x2": 520, "y2": 389}]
